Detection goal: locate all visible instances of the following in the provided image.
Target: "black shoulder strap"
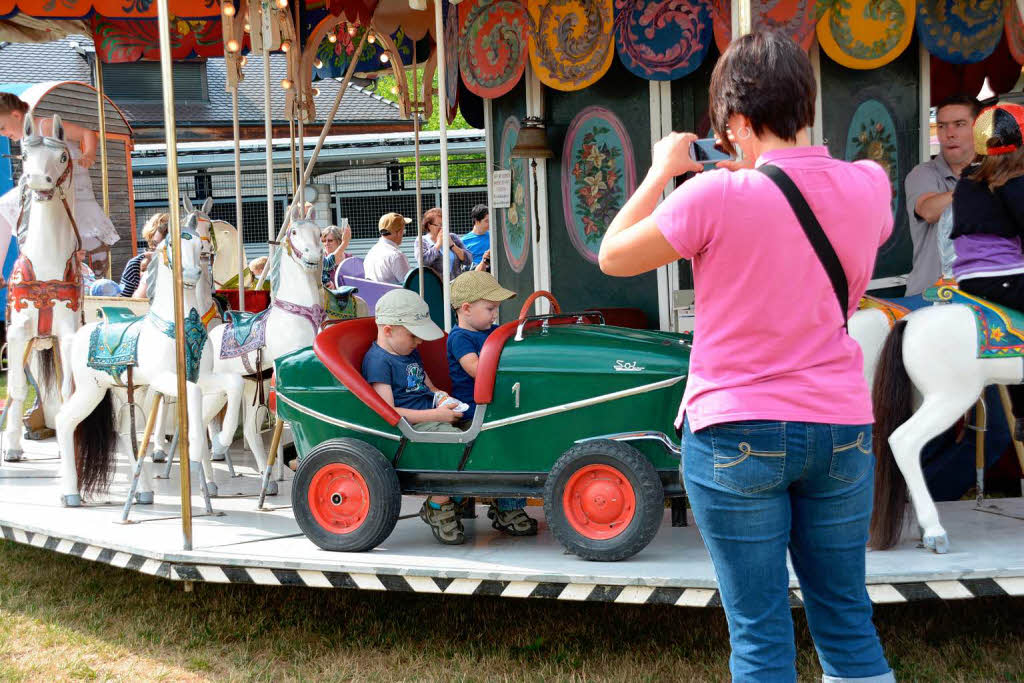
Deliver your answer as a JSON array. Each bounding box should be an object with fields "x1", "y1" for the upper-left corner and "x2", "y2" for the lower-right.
[{"x1": 758, "y1": 164, "x2": 849, "y2": 331}]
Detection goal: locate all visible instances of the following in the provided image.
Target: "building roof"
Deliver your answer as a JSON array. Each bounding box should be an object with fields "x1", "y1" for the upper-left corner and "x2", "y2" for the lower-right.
[{"x1": 0, "y1": 36, "x2": 410, "y2": 141}]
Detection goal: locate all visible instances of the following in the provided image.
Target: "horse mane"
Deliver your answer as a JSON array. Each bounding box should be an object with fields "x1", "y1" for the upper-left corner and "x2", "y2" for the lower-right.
[{"x1": 267, "y1": 239, "x2": 283, "y2": 297}]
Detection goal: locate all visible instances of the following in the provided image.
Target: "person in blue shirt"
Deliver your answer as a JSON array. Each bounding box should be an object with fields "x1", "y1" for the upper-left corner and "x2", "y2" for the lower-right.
[
  {"x1": 446, "y1": 271, "x2": 538, "y2": 536},
  {"x1": 362, "y1": 289, "x2": 467, "y2": 544},
  {"x1": 460, "y1": 204, "x2": 491, "y2": 270}
]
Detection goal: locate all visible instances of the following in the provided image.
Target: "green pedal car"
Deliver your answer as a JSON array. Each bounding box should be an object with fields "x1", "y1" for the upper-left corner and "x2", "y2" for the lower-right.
[{"x1": 273, "y1": 293, "x2": 691, "y2": 561}]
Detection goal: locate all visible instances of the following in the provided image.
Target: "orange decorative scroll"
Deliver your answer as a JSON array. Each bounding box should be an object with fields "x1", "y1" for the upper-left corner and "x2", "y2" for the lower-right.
[{"x1": 527, "y1": 0, "x2": 614, "y2": 92}]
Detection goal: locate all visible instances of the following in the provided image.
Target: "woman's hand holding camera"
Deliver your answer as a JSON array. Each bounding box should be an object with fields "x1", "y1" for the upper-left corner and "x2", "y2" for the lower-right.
[{"x1": 651, "y1": 132, "x2": 703, "y2": 179}]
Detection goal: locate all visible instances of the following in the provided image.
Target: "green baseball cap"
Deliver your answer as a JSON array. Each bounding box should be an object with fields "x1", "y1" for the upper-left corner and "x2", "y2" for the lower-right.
[
  {"x1": 375, "y1": 289, "x2": 444, "y2": 340},
  {"x1": 451, "y1": 271, "x2": 517, "y2": 308}
]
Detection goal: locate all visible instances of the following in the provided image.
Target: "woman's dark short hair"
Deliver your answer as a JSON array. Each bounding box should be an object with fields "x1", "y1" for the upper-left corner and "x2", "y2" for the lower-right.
[
  {"x1": 470, "y1": 204, "x2": 488, "y2": 223},
  {"x1": 709, "y1": 30, "x2": 815, "y2": 155}
]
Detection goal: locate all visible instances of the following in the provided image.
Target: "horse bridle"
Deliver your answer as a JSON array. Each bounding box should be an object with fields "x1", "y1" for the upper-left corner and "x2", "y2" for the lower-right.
[{"x1": 18, "y1": 135, "x2": 82, "y2": 253}]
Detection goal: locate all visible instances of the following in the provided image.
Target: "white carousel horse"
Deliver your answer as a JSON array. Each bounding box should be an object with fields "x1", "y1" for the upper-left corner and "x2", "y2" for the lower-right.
[
  {"x1": 869, "y1": 285, "x2": 1024, "y2": 554},
  {"x1": 207, "y1": 205, "x2": 363, "y2": 494},
  {"x1": 3, "y1": 114, "x2": 82, "y2": 462},
  {"x1": 54, "y1": 217, "x2": 244, "y2": 506}
]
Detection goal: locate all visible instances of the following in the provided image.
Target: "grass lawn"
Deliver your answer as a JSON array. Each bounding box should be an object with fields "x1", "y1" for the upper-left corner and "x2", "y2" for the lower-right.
[{"x1": 0, "y1": 541, "x2": 1022, "y2": 681}]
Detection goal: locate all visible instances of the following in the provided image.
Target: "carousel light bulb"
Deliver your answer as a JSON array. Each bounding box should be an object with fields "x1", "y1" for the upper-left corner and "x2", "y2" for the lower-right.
[
  {"x1": 314, "y1": 58, "x2": 323, "y2": 69},
  {"x1": 276, "y1": 0, "x2": 288, "y2": 7},
  {"x1": 380, "y1": 52, "x2": 389, "y2": 64},
  {"x1": 281, "y1": 40, "x2": 291, "y2": 52},
  {"x1": 390, "y1": 85, "x2": 399, "y2": 95},
  {"x1": 243, "y1": 21, "x2": 250, "y2": 32},
  {"x1": 327, "y1": 32, "x2": 337, "y2": 43},
  {"x1": 312, "y1": 87, "x2": 321, "y2": 97},
  {"x1": 347, "y1": 24, "x2": 357, "y2": 37},
  {"x1": 226, "y1": 39, "x2": 241, "y2": 52},
  {"x1": 222, "y1": 2, "x2": 235, "y2": 16},
  {"x1": 367, "y1": 32, "x2": 376, "y2": 44},
  {"x1": 281, "y1": 78, "x2": 293, "y2": 89}
]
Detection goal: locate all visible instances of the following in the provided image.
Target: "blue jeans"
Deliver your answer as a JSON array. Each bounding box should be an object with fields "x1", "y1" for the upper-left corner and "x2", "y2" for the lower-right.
[{"x1": 683, "y1": 417, "x2": 892, "y2": 683}]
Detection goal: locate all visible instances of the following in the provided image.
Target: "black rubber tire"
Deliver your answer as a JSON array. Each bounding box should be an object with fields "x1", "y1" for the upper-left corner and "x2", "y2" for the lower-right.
[
  {"x1": 544, "y1": 440, "x2": 664, "y2": 562},
  {"x1": 293, "y1": 438, "x2": 401, "y2": 552}
]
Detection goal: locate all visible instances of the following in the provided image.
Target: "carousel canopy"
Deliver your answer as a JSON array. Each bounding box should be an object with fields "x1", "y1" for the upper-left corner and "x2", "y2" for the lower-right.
[{"x1": 1, "y1": 0, "x2": 1023, "y2": 121}]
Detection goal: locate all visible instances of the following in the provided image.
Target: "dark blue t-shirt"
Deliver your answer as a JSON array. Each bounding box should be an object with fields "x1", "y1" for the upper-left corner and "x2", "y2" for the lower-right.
[
  {"x1": 446, "y1": 324, "x2": 497, "y2": 419},
  {"x1": 461, "y1": 230, "x2": 490, "y2": 266},
  {"x1": 362, "y1": 342, "x2": 434, "y2": 411}
]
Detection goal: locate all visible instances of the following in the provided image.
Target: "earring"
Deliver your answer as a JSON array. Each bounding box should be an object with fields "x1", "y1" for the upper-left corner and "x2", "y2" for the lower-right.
[{"x1": 737, "y1": 127, "x2": 752, "y2": 140}]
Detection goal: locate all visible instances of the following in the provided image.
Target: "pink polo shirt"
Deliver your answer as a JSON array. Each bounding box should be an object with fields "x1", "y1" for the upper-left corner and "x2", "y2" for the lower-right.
[{"x1": 654, "y1": 146, "x2": 893, "y2": 431}]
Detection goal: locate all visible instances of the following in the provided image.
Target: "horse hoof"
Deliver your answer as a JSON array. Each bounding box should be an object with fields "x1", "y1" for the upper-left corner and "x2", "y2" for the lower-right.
[
  {"x1": 924, "y1": 532, "x2": 950, "y2": 554},
  {"x1": 205, "y1": 481, "x2": 219, "y2": 497},
  {"x1": 3, "y1": 449, "x2": 23, "y2": 462},
  {"x1": 263, "y1": 479, "x2": 278, "y2": 497},
  {"x1": 61, "y1": 493, "x2": 81, "y2": 507},
  {"x1": 151, "y1": 450, "x2": 167, "y2": 464},
  {"x1": 210, "y1": 449, "x2": 226, "y2": 462},
  {"x1": 135, "y1": 491, "x2": 154, "y2": 505}
]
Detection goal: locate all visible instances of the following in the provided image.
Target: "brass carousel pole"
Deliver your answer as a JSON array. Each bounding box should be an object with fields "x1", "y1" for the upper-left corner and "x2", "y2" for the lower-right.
[
  {"x1": 94, "y1": 58, "x2": 112, "y2": 276},
  {"x1": 433, "y1": 0, "x2": 452, "y2": 331},
  {"x1": 413, "y1": 42, "x2": 424, "y2": 298},
  {"x1": 232, "y1": 84, "x2": 246, "y2": 311},
  {"x1": 156, "y1": 0, "x2": 194, "y2": 550}
]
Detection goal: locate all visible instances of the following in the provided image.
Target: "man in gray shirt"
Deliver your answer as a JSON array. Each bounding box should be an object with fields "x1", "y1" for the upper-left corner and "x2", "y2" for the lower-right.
[{"x1": 904, "y1": 94, "x2": 981, "y2": 295}]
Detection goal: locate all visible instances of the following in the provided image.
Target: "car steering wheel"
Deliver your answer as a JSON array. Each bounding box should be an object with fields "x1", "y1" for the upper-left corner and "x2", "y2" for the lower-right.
[{"x1": 518, "y1": 290, "x2": 561, "y2": 320}]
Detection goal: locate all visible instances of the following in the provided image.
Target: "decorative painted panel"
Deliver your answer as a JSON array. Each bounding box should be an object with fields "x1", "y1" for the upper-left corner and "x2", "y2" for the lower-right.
[
  {"x1": 443, "y1": 0, "x2": 460, "y2": 124},
  {"x1": 561, "y1": 106, "x2": 636, "y2": 264},
  {"x1": 527, "y1": 0, "x2": 615, "y2": 91},
  {"x1": 499, "y1": 116, "x2": 531, "y2": 274},
  {"x1": 916, "y1": 0, "x2": 1004, "y2": 65},
  {"x1": 612, "y1": 0, "x2": 712, "y2": 81},
  {"x1": 459, "y1": 0, "x2": 530, "y2": 99},
  {"x1": 91, "y1": 16, "x2": 228, "y2": 62},
  {"x1": 1006, "y1": 0, "x2": 1024, "y2": 64},
  {"x1": 710, "y1": 0, "x2": 817, "y2": 52},
  {"x1": 816, "y1": 0, "x2": 915, "y2": 70}
]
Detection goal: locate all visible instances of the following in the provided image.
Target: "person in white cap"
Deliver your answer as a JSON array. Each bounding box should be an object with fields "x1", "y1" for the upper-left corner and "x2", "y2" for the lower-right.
[{"x1": 361, "y1": 288, "x2": 466, "y2": 543}]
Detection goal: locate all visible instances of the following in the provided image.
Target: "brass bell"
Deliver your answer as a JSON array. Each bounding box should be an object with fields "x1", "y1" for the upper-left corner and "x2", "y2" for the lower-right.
[{"x1": 511, "y1": 116, "x2": 554, "y2": 159}]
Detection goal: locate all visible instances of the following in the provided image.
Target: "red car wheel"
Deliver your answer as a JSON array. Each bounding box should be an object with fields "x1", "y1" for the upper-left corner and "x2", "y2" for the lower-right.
[{"x1": 562, "y1": 464, "x2": 637, "y2": 540}]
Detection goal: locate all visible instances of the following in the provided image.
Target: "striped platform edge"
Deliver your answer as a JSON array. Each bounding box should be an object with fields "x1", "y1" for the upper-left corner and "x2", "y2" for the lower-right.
[{"x1": 4, "y1": 524, "x2": 1024, "y2": 607}]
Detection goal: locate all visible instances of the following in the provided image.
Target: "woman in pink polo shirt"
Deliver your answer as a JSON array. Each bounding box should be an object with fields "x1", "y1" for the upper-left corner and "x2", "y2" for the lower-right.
[{"x1": 600, "y1": 31, "x2": 893, "y2": 682}]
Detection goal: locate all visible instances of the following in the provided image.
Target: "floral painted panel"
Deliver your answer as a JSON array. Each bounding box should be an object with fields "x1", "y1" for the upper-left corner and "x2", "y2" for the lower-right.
[
  {"x1": 312, "y1": 25, "x2": 415, "y2": 80},
  {"x1": 561, "y1": 106, "x2": 636, "y2": 264},
  {"x1": 459, "y1": 0, "x2": 530, "y2": 99},
  {"x1": 499, "y1": 116, "x2": 531, "y2": 274},
  {"x1": 917, "y1": 0, "x2": 1004, "y2": 65},
  {"x1": 711, "y1": 0, "x2": 817, "y2": 52},
  {"x1": 527, "y1": 0, "x2": 615, "y2": 91},
  {"x1": 845, "y1": 99, "x2": 899, "y2": 220},
  {"x1": 613, "y1": 0, "x2": 712, "y2": 81},
  {"x1": 817, "y1": 0, "x2": 915, "y2": 69}
]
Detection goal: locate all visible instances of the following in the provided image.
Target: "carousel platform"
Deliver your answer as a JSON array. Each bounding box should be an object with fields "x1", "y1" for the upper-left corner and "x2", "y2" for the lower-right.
[{"x1": 1, "y1": 437, "x2": 1023, "y2": 608}]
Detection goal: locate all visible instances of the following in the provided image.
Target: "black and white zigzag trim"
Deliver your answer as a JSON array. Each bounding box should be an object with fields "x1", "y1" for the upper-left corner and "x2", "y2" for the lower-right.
[
  {"x1": 3, "y1": 523, "x2": 1023, "y2": 606},
  {"x1": 1, "y1": 524, "x2": 171, "y2": 579}
]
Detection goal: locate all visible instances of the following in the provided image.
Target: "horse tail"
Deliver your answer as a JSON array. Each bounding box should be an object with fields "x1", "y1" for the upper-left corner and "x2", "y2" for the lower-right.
[
  {"x1": 75, "y1": 391, "x2": 117, "y2": 496},
  {"x1": 34, "y1": 347, "x2": 56, "y2": 394},
  {"x1": 869, "y1": 319, "x2": 913, "y2": 550}
]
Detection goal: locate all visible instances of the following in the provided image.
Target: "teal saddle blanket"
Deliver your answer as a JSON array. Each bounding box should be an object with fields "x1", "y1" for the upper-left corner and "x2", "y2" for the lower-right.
[
  {"x1": 922, "y1": 284, "x2": 1024, "y2": 358},
  {"x1": 220, "y1": 307, "x2": 271, "y2": 359},
  {"x1": 87, "y1": 307, "x2": 145, "y2": 380},
  {"x1": 87, "y1": 307, "x2": 208, "y2": 382}
]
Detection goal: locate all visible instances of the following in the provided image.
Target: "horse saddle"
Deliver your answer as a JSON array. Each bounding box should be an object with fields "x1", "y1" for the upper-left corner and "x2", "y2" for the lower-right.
[
  {"x1": 87, "y1": 307, "x2": 145, "y2": 379},
  {"x1": 857, "y1": 295, "x2": 910, "y2": 326},
  {"x1": 221, "y1": 307, "x2": 271, "y2": 359},
  {"x1": 326, "y1": 286, "x2": 360, "y2": 321},
  {"x1": 923, "y1": 284, "x2": 1024, "y2": 358}
]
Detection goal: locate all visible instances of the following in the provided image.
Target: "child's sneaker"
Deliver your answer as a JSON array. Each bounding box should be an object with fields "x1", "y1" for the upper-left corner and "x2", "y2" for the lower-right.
[
  {"x1": 487, "y1": 505, "x2": 538, "y2": 536},
  {"x1": 419, "y1": 500, "x2": 465, "y2": 545}
]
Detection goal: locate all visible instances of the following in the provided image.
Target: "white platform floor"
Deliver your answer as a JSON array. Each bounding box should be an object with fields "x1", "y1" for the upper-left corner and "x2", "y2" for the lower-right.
[{"x1": 2, "y1": 437, "x2": 1024, "y2": 607}]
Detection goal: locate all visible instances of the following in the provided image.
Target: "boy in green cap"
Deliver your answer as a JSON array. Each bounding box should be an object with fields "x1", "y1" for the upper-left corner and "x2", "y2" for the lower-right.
[{"x1": 447, "y1": 271, "x2": 538, "y2": 536}]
